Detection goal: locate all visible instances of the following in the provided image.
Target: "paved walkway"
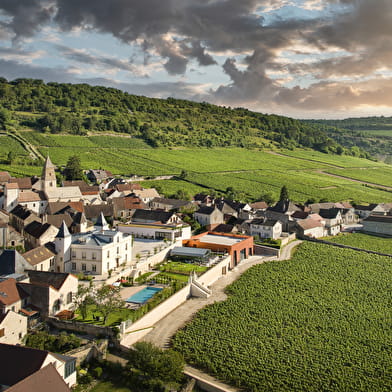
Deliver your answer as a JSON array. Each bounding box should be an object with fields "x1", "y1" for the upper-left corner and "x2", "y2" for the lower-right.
[{"x1": 141, "y1": 240, "x2": 302, "y2": 348}]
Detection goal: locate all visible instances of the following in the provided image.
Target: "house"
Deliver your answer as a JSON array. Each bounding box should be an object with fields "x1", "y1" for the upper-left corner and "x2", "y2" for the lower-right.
[
  {"x1": 0, "y1": 249, "x2": 32, "y2": 276},
  {"x1": 0, "y1": 171, "x2": 11, "y2": 185},
  {"x1": 249, "y1": 218, "x2": 282, "y2": 239},
  {"x1": 22, "y1": 245, "x2": 56, "y2": 272},
  {"x1": 132, "y1": 209, "x2": 182, "y2": 224},
  {"x1": 5, "y1": 363, "x2": 71, "y2": 392},
  {"x1": 296, "y1": 219, "x2": 325, "y2": 238},
  {"x1": 183, "y1": 232, "x2": 254, "y2": 268},
  {"x1": 0, "y1": 277, "x2": 30, "y2": 317},
  {"x1": 362, "y1": 215, "x2": 392, "y2": 236},
  {"x1": 0, "y1": 222, "x2": 24, "y2": 249},
  {"x1": 20, "y1": 270, "x2": 78, "y2": 318},
  {"x1": 249, "y1": 201, "x2": 268, "y2": 211},
  {"x1": 132, "y1": 188, "x2": 160, "y2": 203},
  {"x1": 208, "y1": 223, "x2": 238, "y2": 234},
  {"x1": 118, "y1": 222, "x2": 191, "y2": 242},
  {"x1": 23, "y1": 221, "x2": 58, "y2": 250},
  {"x1": 318, "y1": 208, "x2": 343, "y2": 235},
  {"x1": 0, "y1": 310, "x2": 28, "y2": 345},
  {"x1": 193, "y1": 193, "x2": 213, "y2": 207},
  {"x1": 87, "y1": 169, "x2": 113, "y2": 184},
  {"x1": 194, "y1": 206, "x2": 224, "y2": 227},
  {"x1": 84, "y1": 204, "x2": 114, "y2": 223},
  {"x1": 111, "y1": 195, "x2": 146, "y2": 219},
  {"x1": 55, "y1": 217, "x2": 133, "y2": 275},
  {"x1": 9, "y1": 205, "x2": 40, "y2": 234},
  {"x1": 150, "y1": 197, "x2": 193, "y2": 212},
  {"x1": 0, "y1": 343, "x2": 76, "y2": 388}
]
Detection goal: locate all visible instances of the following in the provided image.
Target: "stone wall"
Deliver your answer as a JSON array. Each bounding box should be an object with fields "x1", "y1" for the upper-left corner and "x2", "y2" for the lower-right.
[
  {"x1": 47, "y1": 317, "x2": 117, "y2": 339},
  {"x1": 195, "y1": 256, "x2": 231, "y2": 287},
  {"x1": 254, "y1": 244, "x2": 280, "y2": 256},
  {"x1": 65, "y1": 340, "x2": 108, "y2": 366}
]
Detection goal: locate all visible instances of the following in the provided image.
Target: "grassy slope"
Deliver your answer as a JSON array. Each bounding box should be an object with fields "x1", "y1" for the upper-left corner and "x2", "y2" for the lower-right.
[
  {"x1": 172, "y1": 242, "x2": 392, "y2": 392},
  {"x1": 1, "y1": 131, "x2": 392, "y2": 203},
  {"x1": 326, "y1": 233, "x2": 392, "y2": 254}
]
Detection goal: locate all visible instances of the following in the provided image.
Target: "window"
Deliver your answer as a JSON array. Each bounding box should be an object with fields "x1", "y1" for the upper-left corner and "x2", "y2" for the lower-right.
[
  {"x1": 65, "y1": 360, "x2": 76, "y2": 378},
  {"x1": 52, "y1": 299, "x2": 60, "y2": 313},
  {"x1": 11, "y1": 306, "x2": 15, "y2": 312},
  {"x1": 71, "y1": 262, "x2": 76, "y2": 270},
  {"x1": 40, "y1": 264, "x2": 43, "y2": 271},
  {"x1": 50, "y1": 258, "x2": 55, "y2": 266},
  {"x1": 0, "y1": 328, "x2": 4, "y2": 338},
  {"x1": 125, "y1": 243, "x2": 128, "y2": 251},
  {"x1": 19, "y1": 332, "x2": 22, "y2": 339},
  {"x1": 82, "y1": 252, "x2": 86, "y2": 259},
  {"x1": 92, "y1": 264, "x2": 96, "y2": 272},
  {"x1": 117, "y1": 247, "x2": 119, "y2": 254},
  {"x1": 92, "y1": 252, "x2": 96, "y2": 260},
  {"x1": 72, "y1": 251, "x2": 76, "y2": 258},
  {"x1": 82, "y1": 263, "x2": 86, "y2": 271},
  {"x1": 67, "y1": 292, "x2": 73, "y2": 304},
  {"x1": 107, "y1": 250, "x2": 110, "y2": 258}
]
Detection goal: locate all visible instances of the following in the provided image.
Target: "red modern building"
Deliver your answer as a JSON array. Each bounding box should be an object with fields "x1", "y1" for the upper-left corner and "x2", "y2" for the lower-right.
[{"x1": 182, "y1": 231, "x2": 254, "y2": 269}]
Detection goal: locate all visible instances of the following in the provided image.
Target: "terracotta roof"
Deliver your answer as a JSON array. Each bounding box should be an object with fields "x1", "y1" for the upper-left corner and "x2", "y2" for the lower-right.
[
  {"x1": 0, "y1": 344, "x2": 50, "y2": 387},
  {"x1": 0, "y1": 278, "x2": 29, "y2": 306},
  {"x1": 17, "y1": 191, "x2": 43, "y2": 203},
  {"x1": 23, "y1": 246, "x2": 56, "y2": 266},
  {"x1": 46, "y1": 201, "x2": 84, "y2": 214},
  {"x1": 250, "y1": 201, "x2": 268, "y2": 210},
  {"x1": 112, "y1": 196, "x2": 145, "y2": 210},
  {"x1": 6, "y1": 363, "x2": 71, "y2": 392},
  {"x1": 5, "y1": 182, "x2": 19, "y2": 190},
  {"x1": 26, "y1": 270, "x2": 72, "y2": 290},
  {"x1": 0, "y1": 171, "x2": 11, "y2": 183},
  {"x1": 9, "y1": 177, "x2": 32, "y2": 189},
  {"x1": 297, "y1": 219, "x2": 324, "y2": 230},
  {"x1": 45, "y1": 214, "x2": 73, "y2": 229}
]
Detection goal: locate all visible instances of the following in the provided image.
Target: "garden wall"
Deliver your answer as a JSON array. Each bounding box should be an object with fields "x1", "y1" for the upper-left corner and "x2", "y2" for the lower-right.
[
  {"x1": 196, "y1": 256, "x2": 231, "y2": 287},
  {"x1": 120, "y1": 284, "x2": 191, "y2": 346},
  {"x1": 65, "y1": 340, "x2": 108, "y2": 366}
]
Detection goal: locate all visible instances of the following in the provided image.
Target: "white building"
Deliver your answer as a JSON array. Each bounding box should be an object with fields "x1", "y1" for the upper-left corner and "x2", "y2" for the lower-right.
[
  {"x1": 249, "y1": 218, "x2": 282, "y2": 239},
  {"x1": 56, "y1": 214, "x2": 133, "y2": 275},
  {"x1": 118, "y1": 222, "x2": 191, "y2": 242}
]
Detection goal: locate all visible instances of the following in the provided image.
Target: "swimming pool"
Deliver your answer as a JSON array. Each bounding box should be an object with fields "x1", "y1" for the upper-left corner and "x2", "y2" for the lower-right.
[{"x1": 125, "y1": 287, "x2": 163, "y2": 304}]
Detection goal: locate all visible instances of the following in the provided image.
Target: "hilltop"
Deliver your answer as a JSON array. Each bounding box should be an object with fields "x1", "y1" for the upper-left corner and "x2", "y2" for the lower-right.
[{"x1": 0, "y1": 77, "x2": 361, "y2": 155}]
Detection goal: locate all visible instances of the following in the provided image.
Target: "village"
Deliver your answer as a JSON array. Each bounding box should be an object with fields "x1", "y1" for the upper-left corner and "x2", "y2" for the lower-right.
[{"x1": 0, "y1": 157, "x2": 391, "y2": 391}]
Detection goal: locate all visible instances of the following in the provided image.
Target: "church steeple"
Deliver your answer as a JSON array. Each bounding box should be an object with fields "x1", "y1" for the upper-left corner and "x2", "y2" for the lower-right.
[{"x1": 41, "y1": 155, "x2": 56, "y2": 193}]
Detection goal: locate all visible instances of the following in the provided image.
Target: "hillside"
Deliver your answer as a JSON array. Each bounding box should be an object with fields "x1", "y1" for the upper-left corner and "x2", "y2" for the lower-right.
[
  {"x1": 306, "y1": 117, "x2": 392, "y2": 163},
  {"x1": 0, "y1": 77, "x2": 360, "y2": 155}
]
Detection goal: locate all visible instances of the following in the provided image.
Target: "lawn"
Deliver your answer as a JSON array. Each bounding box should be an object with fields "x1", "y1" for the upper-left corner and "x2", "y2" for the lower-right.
[
  {"x1": 89, "y1": 381, "x2": 131, "y2": 392},
  {"x1": 173, "y1": 242, "x2": 392, "y2": 391},
  {"x1": 159, "y1": 261, "x2": 208, "y2": 275},
  {"x1": 75, "y1": 305, "x2": 134, "y2": 326}
]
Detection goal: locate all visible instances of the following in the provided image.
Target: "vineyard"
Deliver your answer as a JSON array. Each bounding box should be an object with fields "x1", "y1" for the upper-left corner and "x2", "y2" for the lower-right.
[
  {"x1": 2, "y1": 131, "x2": 392, "y2": 203},
  {"x1": 326, "y1": 233, "x2": 392, "y2": 254},
  {"x1": 172, "y1": 242, "x2": 392, "y2": 391}
]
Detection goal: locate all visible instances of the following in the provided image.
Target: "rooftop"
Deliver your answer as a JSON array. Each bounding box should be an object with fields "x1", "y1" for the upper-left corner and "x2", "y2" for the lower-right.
[{"x1": 199, "y1": 233, "x2": 244, "y2": 246}]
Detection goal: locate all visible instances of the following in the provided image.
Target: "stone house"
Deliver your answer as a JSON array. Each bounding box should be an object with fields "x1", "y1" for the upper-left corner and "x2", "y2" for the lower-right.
[
  {"x1": 22, "y1": 245, "x2": 57, "y2": 272},
  {"x1": 318, "y1": 208, "x2": 343, "y2": 235},
  {"x1": 249, "y1": 218, "x2": 282, "y2": 239},
  {"x1": 296, "y1": 219, "x2": 325, "y2": 238},
  {"x1": 194, "y1": 206, "x2": 224, "y2": 227},
  {"x1": 9, "y1": 204, "x2": 40, "y2": 234},
  {"x1": 23, "y1": 221, "x2": 58, "y2": 250},
  {"x1": 0, "y1": 310, "x2": 28, "y2": 345}
]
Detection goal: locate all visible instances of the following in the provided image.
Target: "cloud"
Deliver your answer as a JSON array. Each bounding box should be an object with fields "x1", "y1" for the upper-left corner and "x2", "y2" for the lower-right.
[{"x1": 53, "y1": 44, "x2": 148, "y2": 76}]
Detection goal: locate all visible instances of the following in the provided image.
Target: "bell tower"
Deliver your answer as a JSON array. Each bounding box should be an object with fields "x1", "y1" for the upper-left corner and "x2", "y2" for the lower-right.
[{"x1": 41, "y1": 155, "x2": 56, "y2": 193}]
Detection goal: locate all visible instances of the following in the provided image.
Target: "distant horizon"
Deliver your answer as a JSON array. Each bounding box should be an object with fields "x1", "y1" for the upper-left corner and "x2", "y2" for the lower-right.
[{"x1": 1, "y1": 1, "x2": 392, "y2": 119}]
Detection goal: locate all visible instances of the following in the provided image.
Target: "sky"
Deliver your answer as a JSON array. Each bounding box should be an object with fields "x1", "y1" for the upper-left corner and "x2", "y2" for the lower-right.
[{"x1": 0, "y1": 0, "x2": 391, "y2": 119}]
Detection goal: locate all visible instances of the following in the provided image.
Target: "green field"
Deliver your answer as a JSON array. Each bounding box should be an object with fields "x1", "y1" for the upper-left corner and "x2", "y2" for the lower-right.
[
  {"x1": 361, "y1": 130, "x2": 392, "y2": 137},
  {"x1": 2, "y1": 131, "x2": 392, "y2": 203},
  {"x1": 173, "y1": 242, "x2": 392, "y2": 391},
  {"x1": 326, "y1": 233, "x2": 392, "y2": 254}
]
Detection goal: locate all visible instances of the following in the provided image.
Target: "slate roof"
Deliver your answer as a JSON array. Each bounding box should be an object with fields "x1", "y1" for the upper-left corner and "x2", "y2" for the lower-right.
[
  {"x1": 45, "y1": 214, "x2": 73, "y2": 229},
  {"x1": 269, "y1": 199, "x2": 301, "y2": 214},
  {"x1": 318, "y1": 208, "x2": 341, "y2": 219},
  {"x1": 355, "y1": 204, "x2": 379, "y2": 211},
  {"x1": 132, "y1": 209, "x2": 175, "y2": 223},
  {"x1": 211, "y1": 224, "x2": 235, "y2": 233},
  {"x1": 0, "y1": 278, "x2": 29, "y2": 306},
  {"x1": 24, "y1": 221, "x2": 53, "y2": 239},
  {"x1": 22, "y1": 246, "x2": 56, "y2": 266},
  {"x1": 6, "y1": 363, "x2": 71, "y2": 392},
  {"x1": 0, "y1": 344, "x2": 49, "y2": 387},
  {"x1": 26, "y1": 270, "x2": 71, "y2": 290},
  {"x1": 195, "y1": 206, "x2": 216, "y2": 215},
  {"x1": 10, "y1": 205, "x2": 36, "y2": 221},
  {"x1": 151, "y1": 197, "x2": 191, "y2": 209},
  {"x1": 363, "y1": 215, "x2": 392, "y2": 223},
  {"x1": 291, "y1": 211, "x2": 309, "y2": 220},
  {"x1": 250, "y1": 218, "x2": 280, "y2": 227},
  {"x1": 84, "y1": 204, "x2": 113, "y2": 220},
  {"x1": 0, "y1": 249, "x2": 31, "y2": 275}
]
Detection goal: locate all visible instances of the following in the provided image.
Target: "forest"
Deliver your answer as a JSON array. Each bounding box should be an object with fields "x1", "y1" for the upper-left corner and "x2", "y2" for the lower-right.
[{"x1": 0, "y1": 77, "x2": 367, "y2": 156}]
